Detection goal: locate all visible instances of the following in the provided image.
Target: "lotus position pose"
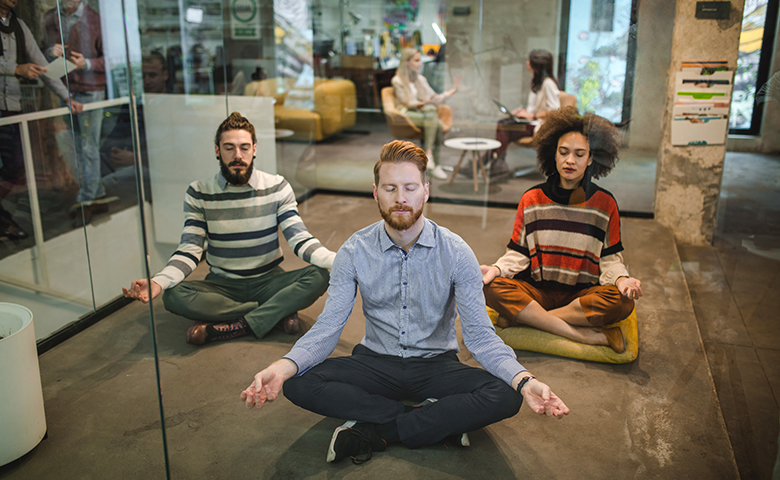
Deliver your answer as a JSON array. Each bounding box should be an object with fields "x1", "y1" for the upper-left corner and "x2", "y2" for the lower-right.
[
  {"x1": 123, "y1": 112, "x2": 334, "y2": 345},
  {"x1": 482, "y1": 107, "x2": 642, "y2": 353},
  {"x1": 392, "y1": 48, "x2": 460, "y2": 180},
  {"x1": 241, "y1": 140, "x2": 568, "y2": 465}
]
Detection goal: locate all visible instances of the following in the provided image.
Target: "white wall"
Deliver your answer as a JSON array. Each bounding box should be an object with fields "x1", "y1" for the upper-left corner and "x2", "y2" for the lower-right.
[{"x1": 144, "y1": 94, "x2": 276, "y2": 244}]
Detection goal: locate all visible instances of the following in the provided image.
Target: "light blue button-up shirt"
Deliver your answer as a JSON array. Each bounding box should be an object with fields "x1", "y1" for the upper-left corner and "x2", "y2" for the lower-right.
[{"x1": 284, "y1": 218, "x2": 526, "y2": 386}]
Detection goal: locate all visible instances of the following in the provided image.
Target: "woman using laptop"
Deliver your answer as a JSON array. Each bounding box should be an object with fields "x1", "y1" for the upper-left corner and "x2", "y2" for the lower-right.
[
  {"x1": 483, "y1": 50, "x2": 560, "y2": 177},
  {"x1": 392, "y1": 48, "x2": 460, "y2": 180}
]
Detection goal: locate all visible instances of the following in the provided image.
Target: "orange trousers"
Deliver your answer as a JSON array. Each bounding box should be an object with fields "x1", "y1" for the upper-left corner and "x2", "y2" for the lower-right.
[{"x1": 484, "y1": 277, "x2": 634, "y2": 328}]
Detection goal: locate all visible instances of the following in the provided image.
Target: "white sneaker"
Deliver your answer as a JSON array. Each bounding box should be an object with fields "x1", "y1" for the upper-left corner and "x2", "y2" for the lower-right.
[
  {"x1": 432, "y1": 165, "x2": 449, "y2": 180},
  {"x1": 426, "y1": 155, "x2": 436, "y2": 171}
]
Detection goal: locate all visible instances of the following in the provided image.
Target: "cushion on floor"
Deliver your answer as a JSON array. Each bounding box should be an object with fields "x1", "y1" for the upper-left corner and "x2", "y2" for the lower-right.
[{"x1": 487, "y1": 307, "x2": 639, "y2": 364}]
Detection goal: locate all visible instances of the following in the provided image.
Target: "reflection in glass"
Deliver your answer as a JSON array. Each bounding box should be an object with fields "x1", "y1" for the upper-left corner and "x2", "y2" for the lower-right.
[
  {"x1": 0, "y1": 0, "x2": 95, "y2": 329},
  {"x1": 730, "y1": 0, "x2": 769, "y2": 130}
]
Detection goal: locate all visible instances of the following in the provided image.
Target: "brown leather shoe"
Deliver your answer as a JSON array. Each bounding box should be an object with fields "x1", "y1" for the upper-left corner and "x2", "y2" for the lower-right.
[
  {"x1": 277, "y1": 312, "x2": 300, "y2": 335},
  {"x1": 601, "y1": 326, "x2": 626, "y2": 353},
  {"x1": 186, "y1": 318, "x2": 249, "y2": 345},
  {"x1": 186, "y1": 322, "x2": 209, "y2": 345}
]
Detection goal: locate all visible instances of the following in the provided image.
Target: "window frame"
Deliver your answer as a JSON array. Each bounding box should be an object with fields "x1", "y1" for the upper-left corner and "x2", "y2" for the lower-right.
[
  {"x1": 729, "y1": 0, "x2": 779, "y2": 136},
  {"x1": 557, "y1": 0, "x2": 639, "y2": 126}
]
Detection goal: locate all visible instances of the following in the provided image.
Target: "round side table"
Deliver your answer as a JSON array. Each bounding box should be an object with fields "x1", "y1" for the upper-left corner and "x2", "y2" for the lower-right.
[{"x1": 443, "y1": 137, "x2": 502, "y2": 192}]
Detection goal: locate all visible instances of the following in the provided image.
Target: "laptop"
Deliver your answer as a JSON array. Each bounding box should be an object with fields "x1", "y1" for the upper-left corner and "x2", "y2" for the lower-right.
[{"x1": 493, "y1": 99, "x2": 532, "y2": 123}]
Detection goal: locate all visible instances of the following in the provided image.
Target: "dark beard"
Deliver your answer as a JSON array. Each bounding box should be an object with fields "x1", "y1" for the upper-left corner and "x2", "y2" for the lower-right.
[
  {"x1": 219, "y1": 159, "x2": 254, "y2": 186},
  {"x1": 378, "y1": 202, "x2": 423, "y2": 231}
]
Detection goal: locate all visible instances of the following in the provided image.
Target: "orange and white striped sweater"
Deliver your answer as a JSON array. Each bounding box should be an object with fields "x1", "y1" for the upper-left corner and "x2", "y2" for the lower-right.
[{"x1": 494, "y1": 175, "x2": 629, "y2": 290}]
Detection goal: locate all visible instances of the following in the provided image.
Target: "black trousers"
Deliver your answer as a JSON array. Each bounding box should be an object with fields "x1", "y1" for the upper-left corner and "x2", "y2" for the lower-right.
[
  {"x1": 284, "y1": 344, "x2": 522, "y2": 449},
  {"x1": 0, "y1": 113, "x2": 25, "y2": 186}
]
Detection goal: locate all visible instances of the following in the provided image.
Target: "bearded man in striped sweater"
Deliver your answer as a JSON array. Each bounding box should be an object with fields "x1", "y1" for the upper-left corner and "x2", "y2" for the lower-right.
[
  {"x1": 123, "y1": 112, "x2": 334, "y2": 345},
  {"x1": 482, "y1": 107, "x2": 642, "y2": 353}
]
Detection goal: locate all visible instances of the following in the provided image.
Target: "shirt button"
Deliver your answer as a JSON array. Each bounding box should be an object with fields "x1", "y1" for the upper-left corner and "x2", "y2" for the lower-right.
[
  {"x1": 403, "y1": 282, "x2": 407, "y2": 285},
  {"x1": 403, "y1": 306, "x2": 407, "y2": 309},
  {"x1": 403, "y1": 347, "x2": 407, "y2": 350},
  {"x1": 401, "y1": 331, "x2": 405, "y2": 334}
]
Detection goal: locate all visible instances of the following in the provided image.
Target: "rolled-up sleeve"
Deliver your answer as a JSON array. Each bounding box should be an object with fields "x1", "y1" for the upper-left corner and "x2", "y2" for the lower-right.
[{"x1": 599, "y1": 252, "x2": 629, "y2": 286}]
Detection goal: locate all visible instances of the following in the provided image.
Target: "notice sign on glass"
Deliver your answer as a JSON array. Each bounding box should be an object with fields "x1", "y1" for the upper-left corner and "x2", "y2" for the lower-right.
[
  {"x1": 671, "y1": 61, "x2": 733, "y2": 146},
  {"x1": 231, "y1": 0, "x2": 261, "y2": 39}
]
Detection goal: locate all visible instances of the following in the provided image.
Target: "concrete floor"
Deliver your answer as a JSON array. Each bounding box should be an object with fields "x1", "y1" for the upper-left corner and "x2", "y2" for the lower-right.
[
  {"x1": 1, "y1": 149, "x2": 777, "y2": 479},
  {"x1": 1, "y1": 194, "x2": 740, "y2": 479},
  {"x1": 679, "y1": 152, "x2": 780, "y2": 480}
]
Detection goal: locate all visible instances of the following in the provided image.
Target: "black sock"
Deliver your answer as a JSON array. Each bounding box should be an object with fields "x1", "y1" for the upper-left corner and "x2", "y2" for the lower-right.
[{"x1": 375, "y1": 420, "x2": 401, "y2": 445}]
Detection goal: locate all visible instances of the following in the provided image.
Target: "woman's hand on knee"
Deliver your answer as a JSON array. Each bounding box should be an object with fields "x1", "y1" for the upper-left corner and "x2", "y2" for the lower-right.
[
  {"x1": 616, "y1": 277, "x2": 643, "y2": 300},
  {"x1": 480, "y1": 265, "x2": 500, "y2": 285},
  {"x1": 241, "y1": 359, "x2": 298, "y2": 409}
]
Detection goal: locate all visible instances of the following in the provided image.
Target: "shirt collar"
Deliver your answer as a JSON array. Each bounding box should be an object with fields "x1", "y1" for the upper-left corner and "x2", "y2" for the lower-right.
[
  {"x1": 217, "y1": 168, "x2": 260, "y2": 190},
  {"x1": 69, "y1": 2, "x2": 85, "y2": 19},
  {"x1": 378, "y1": 217, "x2": 435, "y2": 252}
]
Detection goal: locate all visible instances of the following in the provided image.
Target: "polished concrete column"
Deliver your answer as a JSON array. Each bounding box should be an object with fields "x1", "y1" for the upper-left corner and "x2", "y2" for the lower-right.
[{"x1": 654, "y1": 0, "x2": 745, "y2": 244}]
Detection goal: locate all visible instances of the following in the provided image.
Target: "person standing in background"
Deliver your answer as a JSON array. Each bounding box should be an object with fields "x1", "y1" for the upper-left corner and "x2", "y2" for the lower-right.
[
  {"x1": 0, "y1": 0, "x2": 82, "y2": 241},
  {"x1": 42, "y1": 0, "x2": 113, "y2": 228}
]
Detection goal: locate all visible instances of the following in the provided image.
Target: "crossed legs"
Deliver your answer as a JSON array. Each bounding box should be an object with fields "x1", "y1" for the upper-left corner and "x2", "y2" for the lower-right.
[
  {"x1": 484, "y1": 277, "x2": 634, "y2": 350},
  {"x1": 162, "y1": 265, "x2": 329, "y2": 342},
  {"x1": 283, "y1": 344, "x2": 522, "y2": 449}
]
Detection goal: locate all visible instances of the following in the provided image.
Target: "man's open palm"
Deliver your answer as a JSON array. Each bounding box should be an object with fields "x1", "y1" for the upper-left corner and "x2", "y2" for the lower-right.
[{"x1": 523, "y1": 380, "x2": 570, "y2": 418}]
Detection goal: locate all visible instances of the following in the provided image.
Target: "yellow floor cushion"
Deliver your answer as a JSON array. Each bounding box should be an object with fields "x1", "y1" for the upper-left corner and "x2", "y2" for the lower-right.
[{"x1": 487, "y1": 307, "x2": 639, "y2": 364}]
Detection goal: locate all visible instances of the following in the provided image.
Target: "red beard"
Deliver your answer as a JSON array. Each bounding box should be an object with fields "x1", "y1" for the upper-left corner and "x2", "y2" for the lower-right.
[{"x1": 378, "y1": 202, "x2": 423, "y2": 231}]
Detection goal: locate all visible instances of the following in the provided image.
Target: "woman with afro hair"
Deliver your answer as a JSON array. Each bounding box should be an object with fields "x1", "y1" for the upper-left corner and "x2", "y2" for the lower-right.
[{"x1": 481, "y1": 106, "x2": 642, "y2": 353}]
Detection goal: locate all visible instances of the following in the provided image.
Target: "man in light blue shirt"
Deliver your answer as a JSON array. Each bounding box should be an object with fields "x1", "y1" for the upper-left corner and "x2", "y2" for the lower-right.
[{"x1": 241, "y1": 140, "x2": 569, "y2": 464}]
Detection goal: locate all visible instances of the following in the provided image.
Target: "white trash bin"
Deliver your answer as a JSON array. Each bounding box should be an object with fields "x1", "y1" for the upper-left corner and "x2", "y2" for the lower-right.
[{"x1": 0, "y1": 303, "x2": 46, "y2": 466}]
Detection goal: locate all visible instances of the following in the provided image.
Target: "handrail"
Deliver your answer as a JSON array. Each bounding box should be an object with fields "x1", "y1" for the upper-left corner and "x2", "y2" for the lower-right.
[
  {"x1": 0, "y1": 96, "x2": 130, "y2": 126},
  {"x1": 0, "y1": 95, "x2": 131, "y2": 297}
]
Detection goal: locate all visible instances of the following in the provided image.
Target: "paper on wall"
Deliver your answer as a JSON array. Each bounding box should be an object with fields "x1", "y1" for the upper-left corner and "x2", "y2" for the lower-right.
[{"x1": 671, "y1": 67, "x2": 733, "y2": 146}]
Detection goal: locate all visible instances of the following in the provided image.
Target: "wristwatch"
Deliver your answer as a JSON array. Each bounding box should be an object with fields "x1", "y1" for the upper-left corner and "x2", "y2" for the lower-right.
[{"x1": 516, "y1": 374, "x2": 536, "y2": 396}]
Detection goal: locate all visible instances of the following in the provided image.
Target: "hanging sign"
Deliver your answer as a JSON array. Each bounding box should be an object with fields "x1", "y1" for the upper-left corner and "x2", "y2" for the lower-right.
[{"x1": 231, "y1": 0, "x2": 261, "y2": 39}]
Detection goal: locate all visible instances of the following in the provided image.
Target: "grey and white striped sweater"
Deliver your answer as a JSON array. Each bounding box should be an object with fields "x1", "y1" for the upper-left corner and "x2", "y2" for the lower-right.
[{"x1": 152, "y1": 169, "x2": 335, "y2": 290}]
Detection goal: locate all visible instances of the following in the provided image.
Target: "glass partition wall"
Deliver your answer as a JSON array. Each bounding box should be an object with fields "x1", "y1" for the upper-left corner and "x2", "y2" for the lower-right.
[
  {"x1": 1, "y1": 0, "x2": 671, "y2": 476},
  {"x1": 141, "y1": 0, "x2": 666, "y2": 476},
  {"x1": 0, "y1": 0, "x2": 167, "y2": 476}
]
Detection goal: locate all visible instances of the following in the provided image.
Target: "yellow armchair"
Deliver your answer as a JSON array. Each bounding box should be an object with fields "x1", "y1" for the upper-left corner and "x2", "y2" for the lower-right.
[{"x1": 244, "y1": 77, "x2": 357, "y2": 142}]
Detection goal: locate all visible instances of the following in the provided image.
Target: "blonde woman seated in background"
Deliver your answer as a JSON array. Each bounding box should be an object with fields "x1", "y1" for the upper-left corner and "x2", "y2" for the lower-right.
[{"x1": 392, "y1": 48, "x2": 460, "y2": 180}]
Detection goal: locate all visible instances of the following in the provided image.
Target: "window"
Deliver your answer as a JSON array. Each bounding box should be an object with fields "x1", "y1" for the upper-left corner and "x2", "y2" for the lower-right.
[
  {"x1": 560, "y1": 0, "x2": 638, "y2": 124},
  {"x1": 729, "y1": 0, "x2": 779, "y2": 134}
]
